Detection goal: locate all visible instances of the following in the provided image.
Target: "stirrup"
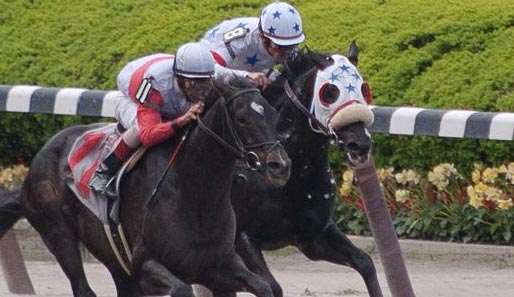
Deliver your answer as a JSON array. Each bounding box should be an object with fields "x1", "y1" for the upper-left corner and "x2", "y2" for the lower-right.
[
  {"x1": 89, "y1": 173, "x2": 110, "y2": 193},
  {"x1": 104, "y1": 178, "x2": 118, "y2": 201}
]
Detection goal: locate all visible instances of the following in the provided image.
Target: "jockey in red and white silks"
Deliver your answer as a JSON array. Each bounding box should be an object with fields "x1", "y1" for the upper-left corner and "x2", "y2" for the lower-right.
[
  {"x1": 201, "y1": 1, "x2": 305, "y2": 89},
  {"x1": 115, "y1": 53, "x2": 196, "y2": 147},
  {"x1": 89, "y1": 42, "x2": 215, "y2": 196}
]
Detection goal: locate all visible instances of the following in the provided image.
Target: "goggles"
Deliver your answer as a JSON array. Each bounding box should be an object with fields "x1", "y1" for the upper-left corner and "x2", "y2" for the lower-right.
[
  {"x1": 183, "y1": 78, "x2": 214, "y2": 102},
  {"x1": 184, "y1": 78, "x2": 213, "y2": 89},
  {"x1": 268, "y1": 40, "x2": 298, "y2": 52}
]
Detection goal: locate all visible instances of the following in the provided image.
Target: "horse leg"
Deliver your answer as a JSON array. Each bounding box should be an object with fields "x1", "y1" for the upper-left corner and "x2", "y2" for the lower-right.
[
  {"x1": 29, "y1": 213, "x2": 97, "y2": 297},
  {"x1": 204, "y1": 254, "x2": 273, "y2": 297},
  {"x1": 108, "y1": 270, "x2": 141, "y2": 297},
  {"x1": 297, "y1": 221, "x2": 383, "y2": 297},
  {"x1": 75, "y1": 212, "x2": 141, "y2": 297},
  {"x1": 213, "y1": 233, "x2": 282, "y2": 297},
  {"x1": 137, "y1": 259, "x2": 193, "y2": 296}
]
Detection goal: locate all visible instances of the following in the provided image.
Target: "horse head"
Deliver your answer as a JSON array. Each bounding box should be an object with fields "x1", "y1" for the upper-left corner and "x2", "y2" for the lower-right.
[
  {"x1": 202, "y1": 78, "x2": 291, "y2": 187},
  {"x1": 279, "y1": 47, "x2": 374, "y2": 165}
]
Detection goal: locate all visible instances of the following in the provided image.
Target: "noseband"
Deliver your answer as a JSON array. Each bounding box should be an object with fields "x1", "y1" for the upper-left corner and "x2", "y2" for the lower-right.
[{"x1": 197, "y1": 87, "x2": 282, "y2": 171}]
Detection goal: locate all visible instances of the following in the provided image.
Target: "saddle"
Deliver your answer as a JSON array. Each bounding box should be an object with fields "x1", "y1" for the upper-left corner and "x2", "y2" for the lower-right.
[
  {"x1": 67, "y1": 124, "x2": 147, "y2": 275},
  {"x1": 67, "y1": 124, "x2": 145, "y2": 224}
]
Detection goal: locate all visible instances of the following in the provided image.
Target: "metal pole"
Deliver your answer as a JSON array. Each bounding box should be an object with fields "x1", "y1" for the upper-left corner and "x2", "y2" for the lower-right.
[
  {"x1": 0, "y1": 229, "x2": 35, "y2": 294},
  {"x1": 352, "y1": 156, "x2": 416, "y2": 297}
]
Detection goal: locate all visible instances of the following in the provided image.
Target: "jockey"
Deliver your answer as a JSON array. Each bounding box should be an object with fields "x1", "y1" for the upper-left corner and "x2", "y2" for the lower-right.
[
  {"x1": 200, "y1": 1, "x2": 305, "y2": 89},
  {"x1": 89, "y1": 42, "x2": 215, "y2": 196}
]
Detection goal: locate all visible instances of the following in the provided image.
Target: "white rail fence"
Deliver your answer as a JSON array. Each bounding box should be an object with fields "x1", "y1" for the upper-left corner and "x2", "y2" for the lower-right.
[{"x1": 2, "y1": 84, "x2": 514, "y2": 140}]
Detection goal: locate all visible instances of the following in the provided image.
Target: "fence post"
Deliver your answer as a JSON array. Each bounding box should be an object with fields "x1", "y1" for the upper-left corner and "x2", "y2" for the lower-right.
[
  {"x1": 352, "y1": 156, "x2": 416, "y2": 297},
  {"x1": 0, "y1": 229, "x2": 35, "y2": 294}
]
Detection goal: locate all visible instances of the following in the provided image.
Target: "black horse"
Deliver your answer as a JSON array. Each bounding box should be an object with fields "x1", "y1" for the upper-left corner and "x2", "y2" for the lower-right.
[
  {"x1": 0, "y1": 78, "x2": 291, "y2": 297},
  {"x1": 208, "y1": 48, "x2": 383, "y2": 297}
]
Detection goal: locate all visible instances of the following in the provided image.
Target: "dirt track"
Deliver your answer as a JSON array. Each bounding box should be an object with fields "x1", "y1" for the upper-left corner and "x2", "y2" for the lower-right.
[{"x1": 1, "y1": 228, "x2": 514, "y2": 297}]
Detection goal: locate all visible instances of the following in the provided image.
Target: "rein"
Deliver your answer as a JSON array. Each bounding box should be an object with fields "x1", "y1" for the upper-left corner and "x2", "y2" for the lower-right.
[
  {"x1": 282, "y1": 67, "x2": 343, "y2": 142},
  {"x1": 197, "y1": 87, "x2": 281, "y2": 171},
  {"x1": 283, "y1": 77, "x2": 329, "y2": 135}
]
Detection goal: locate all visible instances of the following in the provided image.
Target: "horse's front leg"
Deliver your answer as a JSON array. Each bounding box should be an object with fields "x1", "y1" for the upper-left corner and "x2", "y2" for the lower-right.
[
  {"x1": 297, "y1": 221, "x2": 384, "y2": 297},
  {"x1": 205, "y1": 252, "x2": 273, "y2": 297},
  {"x1": 211, "y1": 233, "x2": 282, "y2": 297},
  {"x1": 234, "y1": 233, "x2": 282, "y2": 297},
  {"x1": 138, "y1": 259, "x2": 193, "y2": 297}
]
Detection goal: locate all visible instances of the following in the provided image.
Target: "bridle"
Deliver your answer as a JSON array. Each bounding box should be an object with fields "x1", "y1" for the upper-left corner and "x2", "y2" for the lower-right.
[
  {"x1": 197, "y1": 87, "x2": 282, "y2": 171},
  {"x1": 281, "y1": 65, "x2": 344, "y2": 145}
]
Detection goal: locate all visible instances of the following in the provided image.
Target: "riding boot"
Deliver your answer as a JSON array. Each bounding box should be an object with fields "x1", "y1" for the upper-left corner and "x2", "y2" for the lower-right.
[{"x1": 89, "y1": 151, "x2": 124, "y2": 198}]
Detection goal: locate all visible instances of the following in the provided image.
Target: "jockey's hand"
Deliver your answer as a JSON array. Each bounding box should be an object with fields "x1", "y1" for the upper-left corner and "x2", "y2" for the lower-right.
[
  {"x1": 180, "y1": 102, "x2": 205, "y2": 124},
  {"x1": 247, "y1": 72, "x2": 270, "y2": 90}
]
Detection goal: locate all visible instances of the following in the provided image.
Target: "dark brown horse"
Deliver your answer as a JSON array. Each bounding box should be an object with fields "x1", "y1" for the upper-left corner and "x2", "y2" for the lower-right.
[
  {"x1": 210, "y1": 48, "x2": 383, "y2": 297},
  {"x1": 0, "y1": 78, "x2": 291, "y2": 296}
]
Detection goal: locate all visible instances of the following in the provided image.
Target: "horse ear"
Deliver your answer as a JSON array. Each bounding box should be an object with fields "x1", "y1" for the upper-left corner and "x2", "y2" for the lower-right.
[
  {"x1": 348, "y1": 40, "x2": 359, "y2": 66},
  {"x1": 305, "y1": 45, "x2": 333, "y2": 70}
]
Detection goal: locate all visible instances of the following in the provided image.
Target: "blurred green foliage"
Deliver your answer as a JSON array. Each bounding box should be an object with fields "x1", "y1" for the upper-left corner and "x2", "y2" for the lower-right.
[{"x1": 1, "y1": 0, "x2": 514, "y2": 168}]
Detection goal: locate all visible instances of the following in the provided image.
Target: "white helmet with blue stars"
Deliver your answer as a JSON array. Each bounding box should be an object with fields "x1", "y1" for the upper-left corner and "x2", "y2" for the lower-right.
[{"x1": 259, "y1": 1, "x2": 305, "y2": 46}]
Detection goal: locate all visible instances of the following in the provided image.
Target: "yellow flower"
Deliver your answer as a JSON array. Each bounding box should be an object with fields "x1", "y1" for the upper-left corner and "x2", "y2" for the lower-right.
[
  {"x1": 378, "y1": 167, "x2": 394, "y2": 182},
  {"x1": 395, "y1": 189, "x2": 410, "y2": 203},
  {"x1": 471, "y1": 170, "x2": 481, "y2": 184},
  {"x1": 395, "y1": 171, "x2": 408, "y2": 185},
  {"x1": 482, "y1": 167, "x2": 498, "y2": 183},
  {"x1": 466, "y1": 185, "x2": 476, "y2": 198},
  {"x1": 0, "y1": 165, "x2": 28, "y2": 190},
  {"x1": 469, "y1": 195, "x2": 484, "y2": 208},
  {"x1": 474, "y1": 182, "x2": 487, "y2": 193},
  {"x1": 339, "y1": 183, "x2": 353, "y2": 197},
  {"x1": 428, "y1": 170, "x2": 449, "y2": 190},
  {"x1": 441, "y1": 163, "x2": 458, "y2": 176},
  {"x1": 497, "y1": 199, "x2": 513, "y2": 211},
  {"x1": 506, "y1": 163, "x2": 514, "y2": 184},
  {"x1": 405, "y1": 169, "x2": 420, "y2": 184},
  {"x1": 342, "y1": 170, "x2": 354, "y2": 182},
  {"x1": 483, "y1": 186, "x2": 501, "y2": 202}
]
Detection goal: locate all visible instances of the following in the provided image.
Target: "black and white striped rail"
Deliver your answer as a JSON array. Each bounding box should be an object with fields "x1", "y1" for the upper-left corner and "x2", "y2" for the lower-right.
[
  {"x1": 0, "y1": 85, "x2": 118, "y2": 118},
  {"x1": 2, "y1": 84, "x2": 514, "y2": 141}
]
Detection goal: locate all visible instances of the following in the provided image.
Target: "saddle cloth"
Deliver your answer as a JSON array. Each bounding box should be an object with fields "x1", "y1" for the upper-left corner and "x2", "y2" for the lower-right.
[{"x1": 67, "y1": 123, "x2": 120, "y2": 224}]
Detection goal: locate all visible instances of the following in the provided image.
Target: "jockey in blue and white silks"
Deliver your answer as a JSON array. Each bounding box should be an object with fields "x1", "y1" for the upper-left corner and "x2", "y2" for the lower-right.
[{"x1": 201, "y1": 1, "x2": 305, "y2": 89}]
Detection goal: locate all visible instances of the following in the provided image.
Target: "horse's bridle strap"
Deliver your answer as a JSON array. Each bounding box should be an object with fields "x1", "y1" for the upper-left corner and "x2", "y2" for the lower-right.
[
  {"x1": 283, "y1": 80, "x2": 329, "y2": 135},
  {"x1": 197, "y1": 117, "x2": 244, "y2": 158},
  {"x1": 197, "y1": 86, "x2": 280, "y2": 162}
]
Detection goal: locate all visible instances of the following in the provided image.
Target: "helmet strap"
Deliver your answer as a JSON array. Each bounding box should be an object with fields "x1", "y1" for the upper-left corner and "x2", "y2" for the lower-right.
[{"x1": 260, "y1": 33, "x2": 274, "y2": 56}]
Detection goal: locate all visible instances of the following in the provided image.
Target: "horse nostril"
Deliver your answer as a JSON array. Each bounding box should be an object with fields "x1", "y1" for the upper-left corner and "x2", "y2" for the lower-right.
[
  {"x1": 347, "y1": 141, "x2": 371, "y2": 156},
  {"x1": 347, "y1": 142, "x2": 359, "y2": 152},
  {"x1": 267, "y1": 160, "x2": 282, "y2": 171}
]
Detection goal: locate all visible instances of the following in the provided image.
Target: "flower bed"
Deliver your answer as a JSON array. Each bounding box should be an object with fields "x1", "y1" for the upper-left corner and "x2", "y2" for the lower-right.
[
  {"x1": 2, "y1": 162, "x2": 512, "y2": 245},
  {"x1": 336, "y1": 163, "x2": 514, "y2": 245}
]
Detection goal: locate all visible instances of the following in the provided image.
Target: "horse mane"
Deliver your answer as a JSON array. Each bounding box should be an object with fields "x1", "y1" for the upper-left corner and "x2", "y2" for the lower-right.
[
  {"x1": 284, "y1": 48, "x2": 332, "y2": 78},
  {"x1": 205, "y1": 76, "x2": 257, "y2": 108}
]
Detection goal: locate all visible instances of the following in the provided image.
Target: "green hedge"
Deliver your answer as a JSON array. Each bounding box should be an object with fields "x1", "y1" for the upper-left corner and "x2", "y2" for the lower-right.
[{"x1": 1, "y1": 0, "x2": 514, "y2": 169}]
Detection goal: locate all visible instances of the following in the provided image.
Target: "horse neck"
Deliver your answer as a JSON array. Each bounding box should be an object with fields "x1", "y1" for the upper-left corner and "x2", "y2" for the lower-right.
[
  {"x1": 289, "y1": 119, "x2": 330, "y2": 177},
  {"x1": 281, "y1": 72, "x2": 331, "y2": 176},
  {"x1": 173, "y1": 111, "x2": 237, "y2": 210}
]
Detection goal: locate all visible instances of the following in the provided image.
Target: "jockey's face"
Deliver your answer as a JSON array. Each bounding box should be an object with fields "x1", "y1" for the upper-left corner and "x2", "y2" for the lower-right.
[
  {"x1": 180, "y1": 77, "x2": 214, "y2": 103},
  {"x1": 262, "y1": 36, "x2": 298, "y2": 62}
]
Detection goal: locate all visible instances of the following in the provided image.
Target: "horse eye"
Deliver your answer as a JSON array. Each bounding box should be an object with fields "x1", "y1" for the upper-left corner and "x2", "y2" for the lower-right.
[
  {"x1": 236, "y1": 115, "x2": 247, "y2": 125},
  {"x1": 319, "y1": 83, "x2": 340, "y2": 106}
]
